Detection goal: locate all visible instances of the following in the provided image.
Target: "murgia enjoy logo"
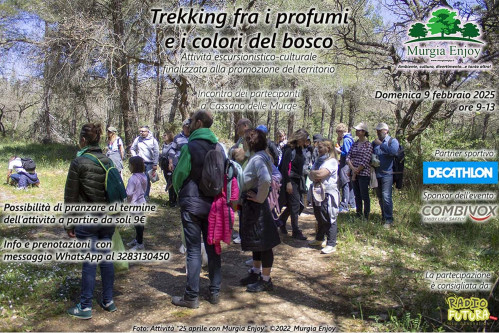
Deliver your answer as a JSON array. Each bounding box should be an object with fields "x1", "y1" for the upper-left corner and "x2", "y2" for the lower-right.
[{"x1": 404, "y1": 8, "x2": 485, "y2": 61}]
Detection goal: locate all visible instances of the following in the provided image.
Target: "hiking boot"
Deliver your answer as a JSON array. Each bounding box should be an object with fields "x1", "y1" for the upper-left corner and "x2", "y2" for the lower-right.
[
  {"x1": 247, "y1": 278, "x2": 274, "y2": 292},
  {"x1": 279, "y1": 225, "x2": 288, "y2": 235},
  {"x1": 208, "y1": 293, "x2": 220, "y2": 305},
  {"x1": 126, "y1": 239, "x2": 138, "y2": 247},
  {"x1": 308, "y1": 239, "x2": 324, "y2": 246},
  {"x1": 171, "y1": 296, "x2": 199, "y2": 309},
  {"x1": 99, "y1": 300, "x2": 117, "y2": 312},
  {"x1": 130, "y1": 243, "x2": 145, "y2": 251},
  {"x1": 240, "y1": 271, "x2": 261, "y2": 286},
  {"x1": 292, "y1": 231, "x2": 307, "y2": 240},
  {"x1": 233, "y1": 236, "x2": 241, "y2": 244},
  {"x1": 321, "y1": 246, "x2": 337, "y2": 254},
  {"x1": 67, "y1": 303, "x2": 92, "y2": 319}
]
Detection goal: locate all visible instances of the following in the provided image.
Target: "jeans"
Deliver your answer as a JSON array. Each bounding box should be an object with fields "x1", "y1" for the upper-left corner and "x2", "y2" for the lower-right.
[
  {"x1": 376, "y1": 176, "x2": 394, "y2": 224},
  {"x1": 10, "y1": 174, "x2": 21, "y2": 183},
  {"x1": 75, "y1": 226, "x2": 115, "y2": 309},
  {"x1": 352, "y1": 176, "x2": 370, "y2": 219},
  {"x1": 181, "y1": 211, "x2": 221, "y2": 299},
  {"x1": 279, "y1": 179, "x2": 302, "y2": 233},
  {"x1": 144, "y1": 162, "x2": 153, "y2": 199},
  {"x1": 313, "y1": 192, "x2": 339, "y2": 247}
]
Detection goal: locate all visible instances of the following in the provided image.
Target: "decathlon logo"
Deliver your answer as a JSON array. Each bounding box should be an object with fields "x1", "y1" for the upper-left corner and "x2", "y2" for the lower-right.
[
  {"x1": 423, "y1": 162, "x2": 498, "y2": 184},
  {"x1": 421, "y1": 205, "x2": 497, "y2": 223}
]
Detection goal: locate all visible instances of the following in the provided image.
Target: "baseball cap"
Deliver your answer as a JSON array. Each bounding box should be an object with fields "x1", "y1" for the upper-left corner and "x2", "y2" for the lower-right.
[{"x1": 256, "y1": 125, "x2": 268, "y2": 134}]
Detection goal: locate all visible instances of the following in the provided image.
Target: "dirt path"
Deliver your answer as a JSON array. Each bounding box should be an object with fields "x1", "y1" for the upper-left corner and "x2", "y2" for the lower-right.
[{"x1": 36, "y1": 207, "x2": 345, "y2": 332}]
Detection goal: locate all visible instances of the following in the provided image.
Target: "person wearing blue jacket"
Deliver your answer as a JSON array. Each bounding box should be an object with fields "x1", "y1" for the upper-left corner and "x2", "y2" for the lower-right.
[
  {"x1": 335, "y1": 123, "x2": 356, "y2": 212},
  {"x1": 373, "y1": 123, "x2": 399, "y2": 228}
]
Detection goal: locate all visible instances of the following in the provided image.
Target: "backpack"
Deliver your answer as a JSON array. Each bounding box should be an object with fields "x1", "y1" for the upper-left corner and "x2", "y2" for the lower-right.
[
  {"x1": 199, "y1": 144, "x2": 226, "y2": 197},
  {"x1": 21, "y1": 157, "x2": 36, "y2": 171},
  {"x1": 83, "y1": 153, "x2": 127, "y2": 203},
  {"x1": 389, "y1": 137, "x2": 405, "y2": 189}
]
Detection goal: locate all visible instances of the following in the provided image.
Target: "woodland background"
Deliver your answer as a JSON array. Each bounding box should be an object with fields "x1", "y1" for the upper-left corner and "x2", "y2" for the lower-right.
[{"x1": 0, "y1": 0, "x2": 497, "y2": 156}]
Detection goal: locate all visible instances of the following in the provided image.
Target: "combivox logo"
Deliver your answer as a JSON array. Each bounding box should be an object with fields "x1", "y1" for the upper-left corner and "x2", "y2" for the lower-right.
[
  {"x1": 421, "y1": 204, "x2": 497, "y2": 223},
  {"x1": 423, "y1": 162, "x2": 498, "y2": 184}
]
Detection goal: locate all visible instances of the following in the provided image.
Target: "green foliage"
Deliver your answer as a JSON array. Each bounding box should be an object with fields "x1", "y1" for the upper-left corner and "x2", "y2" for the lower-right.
[
  {"x1": 409, "y1": 23, "x2": 428, "y2": 39},
  {"x1": 427, "y1": 9, "x2": 461, "y2": 37},
  {"x1": 387, "y1": 312, "x2": 428, "y2": 332},
  {"x1": 461, "y1": 23, "x2": 480, "y2": 39}
]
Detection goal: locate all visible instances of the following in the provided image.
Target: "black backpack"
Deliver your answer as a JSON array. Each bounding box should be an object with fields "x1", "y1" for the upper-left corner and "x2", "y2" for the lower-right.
[
  {"x1": 21, "y1": 157, "x2": 36, "y2": 171},
  {"x1": 389, "y1": 137, "x2": 405, "y2": 189},
  {"x1": 199, "y1": 144, "x2": 226, "y2": 197}
]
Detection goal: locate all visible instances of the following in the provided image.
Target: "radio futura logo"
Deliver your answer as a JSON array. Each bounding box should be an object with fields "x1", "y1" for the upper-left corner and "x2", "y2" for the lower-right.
[{"x1": 421, "y1": 204, "x2": 497, "y2": 223}]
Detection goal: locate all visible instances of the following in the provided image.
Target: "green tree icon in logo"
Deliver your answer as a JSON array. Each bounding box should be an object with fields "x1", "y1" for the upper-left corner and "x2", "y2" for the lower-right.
[
  {"x1": 427, "y1": 8, "x2": 461, "y2": 37},
  {"x1": 409, "y1": 23, "x2": 428, "y2": 39},
  {"x1": 461, "y1": 22, "x2": 480, "y2": 39}
]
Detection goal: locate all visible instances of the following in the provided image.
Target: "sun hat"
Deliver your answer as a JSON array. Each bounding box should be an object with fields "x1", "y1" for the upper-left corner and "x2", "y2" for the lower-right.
[
  {"x1": 353, "y1": 122, "x2": 369, "y2": 132},
  {"x1": 312, "y1": 182, "x2": 326, "y2": 203},
  {"x1": 375, "y1": 123, "x2": 389, "y2": 131}
]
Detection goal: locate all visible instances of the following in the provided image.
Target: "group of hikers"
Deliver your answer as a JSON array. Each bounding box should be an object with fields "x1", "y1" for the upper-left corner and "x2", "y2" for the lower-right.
[{"x1": 6, "y1": 109, "x2": 401, "y2": 318}]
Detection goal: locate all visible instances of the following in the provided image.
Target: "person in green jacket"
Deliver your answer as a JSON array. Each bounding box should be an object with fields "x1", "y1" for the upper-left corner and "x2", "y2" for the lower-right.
[{"x1": 171, "y1": 110, "x2": 223, "y2": 309}]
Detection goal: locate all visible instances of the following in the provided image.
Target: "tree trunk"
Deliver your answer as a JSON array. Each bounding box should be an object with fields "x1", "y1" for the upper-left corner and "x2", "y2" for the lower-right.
[
  {"x1": 111, "y1": 0, "x2": 133, "y2": 146},
  {"x1": 288, "y1": 79, "x2": 297, "y2": 137},
  {"x1": 42, "y1": 21, "x2": 52, "y2": 142},
  {"x1": 348, "y1": 94, "x2": 356, "y2": 131},
  {"x1": 234, "y1": 112, "x2": 242, "y2": 142},
  {"x1": 328, "y1": 94, "x2": 337, "y2": 139},
  {"x1": 339, "y1": 93, "x2": 345, "y2": 124},
  {"x1": 169, "y1": 90, "x2": 179, "y2": 124},
  {"x1": 266, "y1": 109, "x2": 272, "y2": 135},
  {"x1": 274, "y1": 107, "x2": 279, "y2": 142},
  {"x1": 303, "y1": 92, "x2": 310, "y2": 128},
  {"x1": 177, "y1": 76, "x2": 190, "y2": 121},
  {"x1": 481, "y1": 113, "x2": 490, "y2": 140},
  {"x1": 320, "y1": 105, "x2": 325, "y2": 136},
  {"x1": 153, "y1": 27, "x2": 165, "y2": 138},
  {"x1": 131, "y1": 68, "x2": 139, "y2": 130},
  {"x1": 153, "y1": 65, "x2": 164, "y2": 138}
]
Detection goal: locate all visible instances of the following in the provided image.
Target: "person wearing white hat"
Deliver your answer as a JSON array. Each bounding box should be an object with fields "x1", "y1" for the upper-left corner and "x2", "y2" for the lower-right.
[
  {"x1": 373, "y1": 123, "x2": 399, "y2": 228},
  {"x1": 346, "y1": 122, "x2": 373, "y2": 220}
]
